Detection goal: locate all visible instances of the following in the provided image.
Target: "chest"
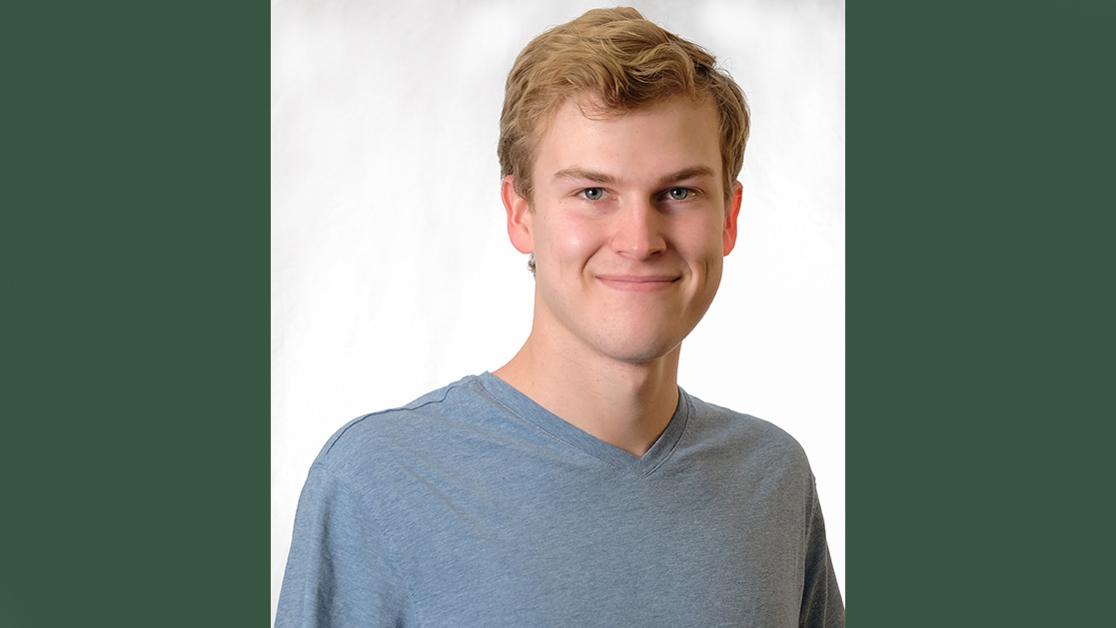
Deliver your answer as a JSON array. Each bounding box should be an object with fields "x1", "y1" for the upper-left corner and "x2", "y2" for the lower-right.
[{"x1": 380, "y1": 462, "x2": 807, "y2": 627}]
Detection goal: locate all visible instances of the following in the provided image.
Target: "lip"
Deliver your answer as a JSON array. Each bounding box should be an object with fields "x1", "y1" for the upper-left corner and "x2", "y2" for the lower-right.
[{"x1": 596, "y1": 274, "x2": 681, "y2": 292}]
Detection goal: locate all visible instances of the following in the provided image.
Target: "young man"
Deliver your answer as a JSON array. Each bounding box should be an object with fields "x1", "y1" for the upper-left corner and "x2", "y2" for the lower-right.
[{"x1": 276, "y1": 7, "x2": 843, "y2": 627}]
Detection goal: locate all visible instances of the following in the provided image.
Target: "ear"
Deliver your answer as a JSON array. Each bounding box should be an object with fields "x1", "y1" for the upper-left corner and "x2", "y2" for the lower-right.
[
  {"x1": 502, "y1": 175, "x2": 534, "y2": 255},
  {"x1": 722, "y1": 180, "x2": 743, "y2": 256}
]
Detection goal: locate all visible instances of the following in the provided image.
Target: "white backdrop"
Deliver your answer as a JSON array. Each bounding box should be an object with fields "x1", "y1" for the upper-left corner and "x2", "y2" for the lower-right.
[{"x1": 272, "y1": 0, "x2": 844, "y2": 620}]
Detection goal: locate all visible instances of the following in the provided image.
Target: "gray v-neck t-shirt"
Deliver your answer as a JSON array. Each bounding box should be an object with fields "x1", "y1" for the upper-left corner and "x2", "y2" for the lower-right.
[{"x1": 276, "y1": 373, "x2": 844, "y2": 627}]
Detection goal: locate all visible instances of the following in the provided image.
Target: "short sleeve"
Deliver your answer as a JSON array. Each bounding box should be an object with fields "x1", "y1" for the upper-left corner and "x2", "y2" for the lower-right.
[
  {"x1": 275, "y1": 462, "x2": 411, "y2": 627},
  {"x1": 800, "y1": 473, "x2": 845, "y2": 628}
]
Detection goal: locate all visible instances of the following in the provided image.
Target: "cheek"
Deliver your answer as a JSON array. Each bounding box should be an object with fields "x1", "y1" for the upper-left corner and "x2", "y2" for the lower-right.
[
  {"x1": 541, "y1": 216, "x2": 604, "y2": 263},
  {"x1": 673, "y1": 215, "x2": 725, "y2": 261}
]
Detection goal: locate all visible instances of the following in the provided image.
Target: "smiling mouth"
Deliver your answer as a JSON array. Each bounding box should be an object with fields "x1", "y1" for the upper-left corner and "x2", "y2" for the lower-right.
[{"x1": 596, "y1": 275, "x2": 681, "y2": 292}]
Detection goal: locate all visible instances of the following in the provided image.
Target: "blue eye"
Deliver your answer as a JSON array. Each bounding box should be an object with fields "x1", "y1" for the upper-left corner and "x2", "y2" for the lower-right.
[
  {"x1": 580, "y1": 187, "x2": 605, "y2": 201},
  {"x1": 667, "y1": 187, "x2": 694, "y2": 201}
]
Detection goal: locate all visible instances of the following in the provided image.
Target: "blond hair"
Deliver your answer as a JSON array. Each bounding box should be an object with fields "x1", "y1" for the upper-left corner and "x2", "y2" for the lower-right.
[{"x1": 498, "y1": 7, "x2": 750, "y2": 203}]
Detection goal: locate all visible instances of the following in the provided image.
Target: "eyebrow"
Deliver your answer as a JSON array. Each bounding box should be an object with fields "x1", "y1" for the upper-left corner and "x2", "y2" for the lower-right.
[
  {"x1": 552, "y1": 165, "x2": 715, "y2": 186},
  {"x1": 657, "y1": 166, "x2": 715, "y2": 185},
  {"x1": 553, "y1": 167, "x2": 616, "y2": 184}
]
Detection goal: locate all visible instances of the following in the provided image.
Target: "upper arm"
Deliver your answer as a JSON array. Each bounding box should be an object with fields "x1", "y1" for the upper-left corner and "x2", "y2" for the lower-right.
[
  {"x1": 799, "y1": 472, "x2": 845, "y2": 628},
  {"x1": 275, "y1": 463, "x2": 412, "y2": 628}
]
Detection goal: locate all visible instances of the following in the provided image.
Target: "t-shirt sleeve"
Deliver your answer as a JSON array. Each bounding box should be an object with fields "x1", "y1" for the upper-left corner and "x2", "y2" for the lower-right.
[
  {"x1": 800, "y1": 473, "x2": 845, "y2": 628},
  {"x1": 275, "y1": 462, "x2": 411, "y2": 627}
]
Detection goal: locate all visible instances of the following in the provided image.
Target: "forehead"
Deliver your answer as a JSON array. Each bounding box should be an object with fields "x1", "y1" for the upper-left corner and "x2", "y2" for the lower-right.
[{"x1": 533, "y1": 94, "x2": 722, "y2": 184}]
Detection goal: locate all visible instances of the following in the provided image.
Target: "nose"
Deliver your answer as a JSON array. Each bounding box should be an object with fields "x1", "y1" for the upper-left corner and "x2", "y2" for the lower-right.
[{"x1": 610, "y1": 197, "x2": 667, "y2": 260}]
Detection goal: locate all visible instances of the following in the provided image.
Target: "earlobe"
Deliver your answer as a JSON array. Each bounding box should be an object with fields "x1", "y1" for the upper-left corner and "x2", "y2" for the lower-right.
[
  {"x1": 722, "y1": 180, "x2": 743, "y2": 256},
  {"x1": 502, "y1": 175, "x2": 534, "y2": 255}
]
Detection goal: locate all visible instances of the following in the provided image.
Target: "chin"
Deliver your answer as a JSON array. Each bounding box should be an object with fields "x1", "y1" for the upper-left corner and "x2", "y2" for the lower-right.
[{"x1": 593, "y1": 333, "x2": 683, "y2": 365}]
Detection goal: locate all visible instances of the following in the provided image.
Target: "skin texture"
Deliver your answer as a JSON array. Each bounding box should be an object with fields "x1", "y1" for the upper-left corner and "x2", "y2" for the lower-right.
[{"x1": 495, "y1": 94, "x2": 743, "y2": 458}]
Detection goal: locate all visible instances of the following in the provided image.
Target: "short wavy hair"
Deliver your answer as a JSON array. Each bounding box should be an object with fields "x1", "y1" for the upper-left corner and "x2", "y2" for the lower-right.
[{"x1": 498, "y1": 7, "x2": 750, "y2": 204}]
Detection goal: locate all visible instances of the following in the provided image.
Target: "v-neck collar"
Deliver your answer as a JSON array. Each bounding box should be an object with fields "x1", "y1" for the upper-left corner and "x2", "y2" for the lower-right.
[{"x1": 475, "y1": 371, "x2": 691, "y2": 475}]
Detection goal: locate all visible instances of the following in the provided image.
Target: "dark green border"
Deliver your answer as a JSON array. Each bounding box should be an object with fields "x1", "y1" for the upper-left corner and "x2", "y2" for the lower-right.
[
  {"x1": 3, "y1": 2, "x2": 268, "y2": 625},
  {"x1": 849, "y1": 1, "x2": 1114, "y2": 624}
]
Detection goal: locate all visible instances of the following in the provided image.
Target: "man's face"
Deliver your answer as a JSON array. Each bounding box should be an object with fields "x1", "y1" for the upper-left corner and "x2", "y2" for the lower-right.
[{"x1": 504, "y1": 94, "x2": 742, "y2": 365}]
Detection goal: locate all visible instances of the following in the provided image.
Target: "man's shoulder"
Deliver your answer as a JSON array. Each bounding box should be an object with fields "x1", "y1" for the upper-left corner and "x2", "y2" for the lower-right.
[
  {"x1": 683, "y1": 391, "x2": 812, "y2": 473},
  {"x1": 310, "y1": 374, "x2": 485, "y2": 480}
]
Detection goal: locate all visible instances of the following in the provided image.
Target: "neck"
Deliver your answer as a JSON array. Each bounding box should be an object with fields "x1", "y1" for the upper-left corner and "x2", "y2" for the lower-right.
[{"x1": 493, "y1": 328, "x2": 681, "y2": 459}]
